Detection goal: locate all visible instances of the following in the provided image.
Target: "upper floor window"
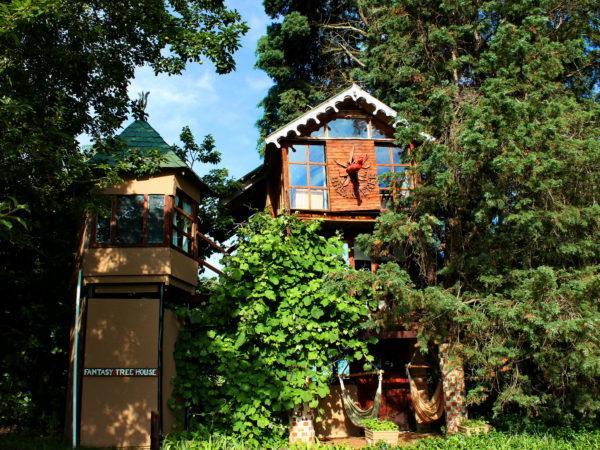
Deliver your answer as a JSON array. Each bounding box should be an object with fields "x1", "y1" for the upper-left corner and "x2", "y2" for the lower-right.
[
  {"x1": 309, "y1": 116, "x2": 393, "y2": 139},
  {"x1": 172, "y1": 192, "x2": 195, "y2": 254},
  {"x1": 376, "y1": 144, "x2": 412, "y2": 190},
  {"x1": 288, "y1": 143, "x2": 328, "y2": 210},
  {"x1": 94, "y1": 194, "x2": 165, "y2": 246}
]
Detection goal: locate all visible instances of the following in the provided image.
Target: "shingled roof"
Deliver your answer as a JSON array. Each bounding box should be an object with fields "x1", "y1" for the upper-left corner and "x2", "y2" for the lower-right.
[
  {"x1": 89, "y1": 119, "x2": 210, "y2": 193},
  {"x1": 90, "y1": 119, "x2": 187, "y2": 169}
]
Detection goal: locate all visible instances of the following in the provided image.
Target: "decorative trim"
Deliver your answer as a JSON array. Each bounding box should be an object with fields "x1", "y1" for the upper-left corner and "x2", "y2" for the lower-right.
[{"x1": 265, "y1": 84, "x2": 398, "y2": 148}]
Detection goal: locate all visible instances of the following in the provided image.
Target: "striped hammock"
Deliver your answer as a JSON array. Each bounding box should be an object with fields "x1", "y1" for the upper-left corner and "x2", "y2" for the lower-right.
[{"x1": 338, "y1": 371, "x2": 383, "y2": 428}]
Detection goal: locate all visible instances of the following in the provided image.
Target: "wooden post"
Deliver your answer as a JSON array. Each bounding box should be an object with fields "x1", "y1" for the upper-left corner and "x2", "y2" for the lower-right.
[{"x1": 150, "y1": 410, "x2": 160, "y2": 450}]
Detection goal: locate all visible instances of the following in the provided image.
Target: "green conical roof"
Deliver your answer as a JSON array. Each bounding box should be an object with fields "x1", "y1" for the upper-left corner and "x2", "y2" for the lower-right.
[{"x1": 90, "y1": 120, "x2": 187, "y2": 169}]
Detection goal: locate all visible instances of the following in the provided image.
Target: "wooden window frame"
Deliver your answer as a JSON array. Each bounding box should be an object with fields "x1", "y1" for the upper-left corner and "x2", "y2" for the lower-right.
[
  {"x1": 170, "y1": 189, "x2": 198, "y2": 258},
  {"x1": 91, "y1": 194, "x2": 168, "y2": 248},
  {"x1": 376, "y1": 143, "x2": 416, "y2": 210},
  {"x1": 287, "y1": 142, "x2": 329, "y2": 211}
]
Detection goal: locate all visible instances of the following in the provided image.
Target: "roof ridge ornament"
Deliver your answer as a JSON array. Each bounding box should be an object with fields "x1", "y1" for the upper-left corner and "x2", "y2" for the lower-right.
[
  {"x1": 265, "y1": 84, "x2": 399, "y2": 148},
  {"x1": 131, "y1": 91, "x2": 150, "y2": 122}
]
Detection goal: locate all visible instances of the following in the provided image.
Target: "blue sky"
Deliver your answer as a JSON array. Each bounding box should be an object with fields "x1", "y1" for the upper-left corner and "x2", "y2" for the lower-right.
[{"x1": 81, "y1": 1, "x2": 272, "y2": 179}]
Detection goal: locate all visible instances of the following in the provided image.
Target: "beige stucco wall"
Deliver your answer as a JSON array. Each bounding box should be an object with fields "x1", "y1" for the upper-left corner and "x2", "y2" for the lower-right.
[
  {"x1": 101, "y1": 172, "x2": 202, "y2": 203},
  {"x1": 315, "y1": 384, "x2": 362, "y2": 439},
  {"x1": 81, "y1": 298, "x2": 160, "y2": 448},
  {"x1": 83, "y1": 247, "x2": 198, "y2": 291},
  {"x1": 104, "y1": 174, "x2": 177, "y2": 197}
]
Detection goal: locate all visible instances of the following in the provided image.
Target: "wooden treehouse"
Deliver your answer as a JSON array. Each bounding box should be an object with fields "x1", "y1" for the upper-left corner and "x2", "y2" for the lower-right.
[
  {"x1": 227, "y1": 84, "x2": 459, "y2": 439},
  {"x1": 68, "y1": 119, "x2": 210, "y2": 448}
]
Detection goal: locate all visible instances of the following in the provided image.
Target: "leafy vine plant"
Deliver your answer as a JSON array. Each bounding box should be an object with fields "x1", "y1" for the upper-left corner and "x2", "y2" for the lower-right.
[{"x1": 173, "y1": 213, "x2": 378, "y2": 445}]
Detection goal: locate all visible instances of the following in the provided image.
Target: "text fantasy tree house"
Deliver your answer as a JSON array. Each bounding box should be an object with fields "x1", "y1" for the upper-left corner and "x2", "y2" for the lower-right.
[
  {"x1": 67, "y1": 119, "x2": 207, "y2": 448},
  {"x1": 227, "y1": 84, "x2": 465, "y2": 439}
]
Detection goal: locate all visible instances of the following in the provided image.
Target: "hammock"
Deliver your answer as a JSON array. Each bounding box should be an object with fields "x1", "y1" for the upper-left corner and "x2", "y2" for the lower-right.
[
  {"x1": 407, "y1": 364, "x2": 444, "y2": 424},
  {"x1": 338, "y1": 370, "x2": 383, "y2": 428}
]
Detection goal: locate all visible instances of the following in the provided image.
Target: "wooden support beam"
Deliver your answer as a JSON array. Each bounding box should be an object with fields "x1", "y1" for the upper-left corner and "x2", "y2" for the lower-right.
[
  {"x1": 197, "y1": 231, "x2": 229, "y2": 255},
  {"x1": 198, "y1": 258, "x2": 223, "y2": 276}
]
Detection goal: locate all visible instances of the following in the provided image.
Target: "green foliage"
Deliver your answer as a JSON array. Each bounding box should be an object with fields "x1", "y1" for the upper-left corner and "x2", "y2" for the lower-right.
[
  {"x1": 409, "y1": 429, "x2": 600, "y2": 450},
  {"x1": 174, "y1": 213, "x2": 375, "y2": 444},
  {"x1": 0, "y1": 0, "x2": 247, "y2": 434},
  {"x1": 325, "y1": 0, "x2": 600, "y2": 425},
  {"x1": 172, "y1": 127, "x2": 239, "y2": 250},
  {"x1": 0, "y1": 196, "x2": 28, "y2": 236},
  {"x1": 256, "y1": 1, "x2": 365, "y2": 145},
  {"x1": 362, "y1": 418, "x2": 399, "y2": 431}
]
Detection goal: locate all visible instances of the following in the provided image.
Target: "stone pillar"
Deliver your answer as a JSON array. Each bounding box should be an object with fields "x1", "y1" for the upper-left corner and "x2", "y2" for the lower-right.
[
  {"x1": 289, "y1": 405, "x2": 315, "y2": 445},
  {"x1": 439, "y1": 344, "x2": 467, "y2": 434}
]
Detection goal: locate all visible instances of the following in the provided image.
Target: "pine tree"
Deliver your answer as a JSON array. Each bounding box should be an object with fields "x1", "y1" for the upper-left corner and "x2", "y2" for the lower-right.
[
  {"x1": 347, "y1": 0, "x2": 600, "y2": 421},
  {"x1": 256, "y1": 1, "x2": 366, "y2": 142}
]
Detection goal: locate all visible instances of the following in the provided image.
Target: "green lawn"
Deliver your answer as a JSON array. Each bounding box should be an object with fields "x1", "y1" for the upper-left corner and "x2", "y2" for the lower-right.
[{"x1": 3, "y1": 429, "x2": 600, "y2": 450}]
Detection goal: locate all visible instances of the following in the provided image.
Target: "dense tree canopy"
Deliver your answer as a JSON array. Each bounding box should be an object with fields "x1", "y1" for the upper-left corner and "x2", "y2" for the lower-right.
[
  {"x1": 349, "y1": 0, "x2": 600, "y2": 422},
  {"x1": 0, "y1": 0, "x2": 247, "y2": 433},
  {"x1": 256, "y1": 0, "x2": 364, "y2": 142},
  {"x1": 257, "y1": 0, "x2": 600, "y2": 424}
]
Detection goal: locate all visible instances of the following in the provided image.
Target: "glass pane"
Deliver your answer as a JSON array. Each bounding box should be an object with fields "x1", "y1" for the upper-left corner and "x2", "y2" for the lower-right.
[
  {"x1": 376, "y1": 145, "x2": 392, "y2": 164},
  {"x1": 309, "y1": 165, "x2": 326, "y2": 187},
  {"x1": 310, "y1": 189, "x2": 328, "y2": 209},
  {"x1": 394, "y1": 166, "x2": 411, "y2": 188},
  {"x1": 172, "y1": 229, "x2": 178, "y2": 247},
  {"x1": 116, "y1": 195, "x2": 144, "y2": 244},
  {"x1": 378, "y1": 166, "x2": 392, "y2": 188},
  {"x1": 182, "y1": 199, "x2": 192, "y2": 215},
  {"x1": 372, "y1": 120, "x2": 392, "y2": 139},
  {"x1": 95, "y1": 216, "x2": 111, "y2": 244},
  {"x1": 308, "y1": 144, "x2": 325, "y2": 163},
  {"x1": 288, "y1": 145, "x2": 306, "y2": 163},
  {"x1": 310, "y1": 125, "x2": 325, "y2": 137},
  {"x1": 174, "y1": 211, "x2": 192, "y2": 234},
  {"x1": 290, "y1": 188, "x2": 310, "y2": 209},
  {"x1": 148, "y1": 195, "x2": 165, "y2": 244},
  {"x1": 290, "y1": 165, "x2": 308, "y2": 186},
  {"x1": 327, "y1": 118, "x2": 369, "y2": 138},
  {"x1": 392, "y1": 146, "x2": 404, "y2": 164}
]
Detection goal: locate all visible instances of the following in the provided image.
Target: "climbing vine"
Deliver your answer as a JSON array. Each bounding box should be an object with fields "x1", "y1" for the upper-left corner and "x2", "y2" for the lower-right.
[{"x1": 174, "y1": 213, "x2": 376, "y2": 444}]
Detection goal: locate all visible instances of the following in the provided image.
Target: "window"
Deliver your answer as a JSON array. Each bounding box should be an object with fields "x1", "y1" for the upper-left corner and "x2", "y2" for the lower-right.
[
  {"x1": 327, "y1": 118, "x2": 369, "y2": 138},
  {"x1": 147, "y1": 195, "x2": 165, "y2": 244},
  {"x1": 376, "y1": 144, "x2": 412, "y2": 190},
  {"x1": 288, "y1": 143, "x2": 328, "y2": 210},
  {"x1": 116, "y1": 195, "x2": 144, "y2": 244},
  {"x1": 93, "y1": 194, "x2": 166, "y2": 246},
  {"x1": 172, "y1": 193, "x2": 195, "y2": 254},
  {"x1": 307, "y1": 116, "x2": 394, "y2": 139},
  {"x1": 353, "y1": 244, "x2": 372, "y2": 271}
]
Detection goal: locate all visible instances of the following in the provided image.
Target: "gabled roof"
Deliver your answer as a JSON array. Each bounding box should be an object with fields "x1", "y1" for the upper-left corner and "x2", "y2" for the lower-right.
[
  {"x1": 90, "y1": 120, "x2": 188, "y2": 169},
  {"x1": 265, "y1": 83, "x2": 398, "y2": 148}
]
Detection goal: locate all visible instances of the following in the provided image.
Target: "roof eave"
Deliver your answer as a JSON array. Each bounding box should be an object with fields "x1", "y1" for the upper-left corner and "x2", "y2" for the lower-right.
[{"x1": 264, "y1": 83, "x2": 398, "y2": 149}]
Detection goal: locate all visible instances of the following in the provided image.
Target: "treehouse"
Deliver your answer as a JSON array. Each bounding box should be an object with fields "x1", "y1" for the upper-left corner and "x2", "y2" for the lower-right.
[
  {"x1": 228, "y1": 85, "x2": 464, "y2": 440},
  {"x1": 68, "y1": 119, "x2": 207, "y2": 448}
]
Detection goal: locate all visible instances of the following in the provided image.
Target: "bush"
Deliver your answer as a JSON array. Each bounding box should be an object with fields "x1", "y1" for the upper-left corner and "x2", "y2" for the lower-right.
[
  {"x1": 173, "y1": 214, "x2": 376, "y2": 445},
  {"x1": 361, "y1": 418, "x2": 399, "y2": 431}
]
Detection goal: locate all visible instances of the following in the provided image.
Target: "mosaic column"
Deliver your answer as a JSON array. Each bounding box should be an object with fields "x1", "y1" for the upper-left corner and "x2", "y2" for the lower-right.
[
  {"x1": 439, "y1": 343, "x2": 467, "y2": 434},
  {"x1": 289, "y1": 404, "x2": 315, "y2": 445}
]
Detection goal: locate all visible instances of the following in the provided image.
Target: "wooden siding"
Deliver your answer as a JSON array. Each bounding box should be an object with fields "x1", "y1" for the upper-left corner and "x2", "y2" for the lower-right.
[{"x1": 326, "y1": 140, "x2": 381, "y2": 212}]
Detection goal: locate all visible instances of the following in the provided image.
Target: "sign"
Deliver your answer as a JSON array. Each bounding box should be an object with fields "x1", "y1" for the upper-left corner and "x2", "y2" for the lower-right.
[{"x1": 83, "y1": 368, "x2": 159, "y2": 377}]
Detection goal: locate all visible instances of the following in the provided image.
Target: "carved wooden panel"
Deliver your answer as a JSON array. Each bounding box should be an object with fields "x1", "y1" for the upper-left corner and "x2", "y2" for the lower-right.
[{"x1": 326, "y1": 140, "x2": 381, "y2": 211}]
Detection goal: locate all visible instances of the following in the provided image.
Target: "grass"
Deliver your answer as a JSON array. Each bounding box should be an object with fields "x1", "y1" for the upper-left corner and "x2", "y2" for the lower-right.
[
  {"x1": 0, "y1": 433, "x2": 113, "y2": 450},
  {"x1": 3, "y1": 428, "x2": 599, "y2": 450}
]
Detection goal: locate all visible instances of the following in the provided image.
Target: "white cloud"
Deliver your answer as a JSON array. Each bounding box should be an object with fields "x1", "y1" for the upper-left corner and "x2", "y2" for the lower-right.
[{"x1": 245, "y1": 74, "x2": 273, "y2": 92}]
